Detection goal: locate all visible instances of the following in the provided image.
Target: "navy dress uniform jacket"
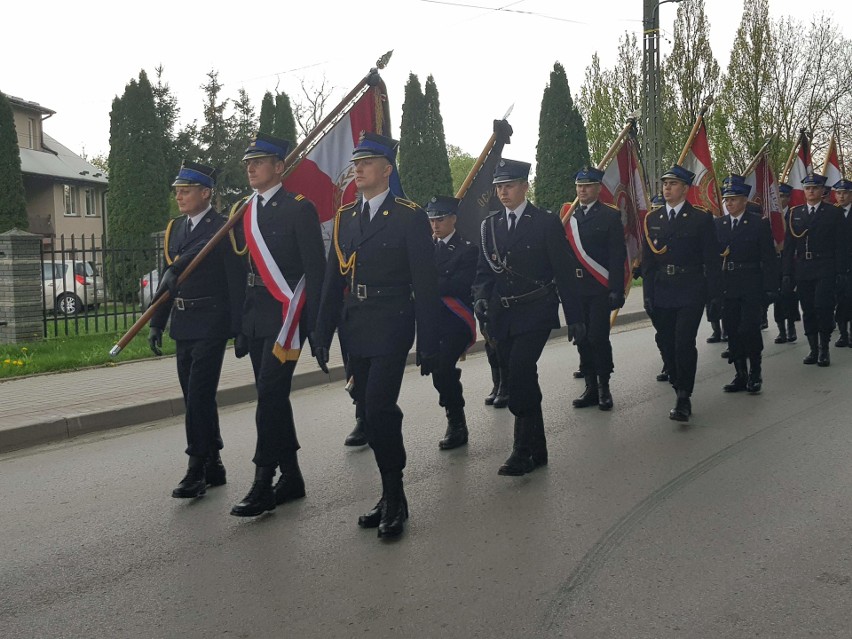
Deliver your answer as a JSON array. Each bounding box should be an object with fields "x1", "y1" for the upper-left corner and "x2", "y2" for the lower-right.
[
  {"x1": 714, "y1": 212, "x2": 778, "y2": 298},
  {"x1": 316, "y1": 193, "x2": 441, "y2": 358},
  {"x1": 567, "y1": 201, "x2": 626, "y2": 295},
  {"x1": 782, "y1": 202, "x2": 846, "y2": 281},
  {"x1": 151, "y1": 208, "x2": 246, "y2": 340},
  {"x1": 471, "y1": 203, "x2": 582, "y2": 340},
  {"x1": 436, "y1": 232, "x2": 478, "y2": 337},
  {"x1": 642, "y1": 202, "x2": 722, "y2": 308},
  {"x1": 236, "y1": 188, "x2": 327, "y2": 339}
]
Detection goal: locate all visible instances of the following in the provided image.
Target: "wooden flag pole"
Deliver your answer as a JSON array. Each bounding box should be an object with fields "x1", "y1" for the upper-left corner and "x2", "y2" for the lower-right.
[
  {"x1": 781, "y1": 128, "x2": 808, "y2": 182},
  {"x1": 742, "y1": 137, "x2": 774, "y2": 178},
  {"x1": 455, "y1": 133, "x2": 497, "y2": 200}
]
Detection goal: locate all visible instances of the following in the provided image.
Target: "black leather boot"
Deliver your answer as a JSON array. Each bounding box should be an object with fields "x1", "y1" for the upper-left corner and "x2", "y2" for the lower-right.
[
  {"x1": 378, "y1": 472, "x2": 408, "y2": 539},
  {"x1": 172, "y1": 455, "x2": 207, "y2": 498},
  {"x1": 528, "y1": 409, "x2": 548, "y2": 467},
  {"x1": 787, "y1": 320, "x2": 797, "y2": 343},
  {"x1": 498, "y1": 416, "x2": 535, "y2": 476},
  {"x1": 835, "y1": 322, "x2": 849, "y2": 347},
  {"x1": 803, "y1": 334, "x2": 818, "y2": 365},
  {"x1": 817, "y1": 333, "x2": 831, "y2": 367},
  {"x1": 572, "y1": 369, "x2": 584, "y2": 379},
  {"x1": 723, "y1": 360, "x2": 748, "y2": 392},
  {"x1": 597, "y1": 376, "x2": 613, "y2": 411},
  {"x1": 205, "y1": 452, "x2": 227, "y2": 487},
  {"x1": 572, "y1": 374, "x2": 599, "y2": 408},
  {"x1": 344, "y1": 417, "x2": 368, "y2": 446},
  {"x1": 707, "y1": 320, "x2": 722, "y2": 343},
  {"x1": 439, "y1": 406, "x2": 469, "y2": 450},
  {"x1": 358, "y1": 498, "x2": 384, "y2": 528},
  {"x1": 746, "y1": 355, "x2": 762, "y2": 394},
  {"x1": 720, "y1": 348, "x2": 730, "y2": 359},
  {"x1": 760, "y1": 308, "x2": 769, "y2": 330},
  {"x1": 656, "y1": 365, "x2": 669, "y2": 382},
  {"x1": 493, "y1": 376, "x2": 509, "y2": 408},
  {"x1": 230, "y1": 466, "x2": 276, "y2": 517},
  {"x1": 274, "y1": 451, "x2": 306, "y2": 505},
  {"x1": 669, "y1": 390, "x2": 692, "y2": 422},
  {"x1": 774, "y1": 322, "x2": 788, "y2": 344}
]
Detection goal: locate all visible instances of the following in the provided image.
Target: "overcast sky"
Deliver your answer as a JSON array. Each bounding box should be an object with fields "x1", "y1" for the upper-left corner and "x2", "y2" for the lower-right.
[{"x1": 4, "y1": 0, "x2": 848, "y2": 173}]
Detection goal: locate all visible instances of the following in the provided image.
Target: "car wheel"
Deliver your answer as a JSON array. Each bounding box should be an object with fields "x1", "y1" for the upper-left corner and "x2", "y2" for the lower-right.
[{"x1": 57, "y1": 293, "x2": 81, "y2": 316}]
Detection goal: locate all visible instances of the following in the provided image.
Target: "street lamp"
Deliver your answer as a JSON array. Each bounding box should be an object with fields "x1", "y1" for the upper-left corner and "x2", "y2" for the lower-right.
[{"x1": 642, "y1": 0, "x2": 684, "y2": 195}]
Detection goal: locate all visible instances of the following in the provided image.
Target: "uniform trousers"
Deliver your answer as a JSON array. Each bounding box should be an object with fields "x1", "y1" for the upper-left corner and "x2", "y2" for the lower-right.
[
  {"x1": 722, "y1": 297, "x2": 763, "y2": 361},
  {"x1": 496, "y1": 328, "x2": 551, "y2": 416},
  {"x1": 431, "y1": 328, "x2": 470, "y2": 409},
  {"x1": 835, "y1": 279, "x2": 852, "y2": 323},
  {"x1": 797, "y1": 277, "x2": 836, "y2": 335},
  {"x1": 248, "y1": 335, "x2": 301, "y2": 467},
  {"x1": 576, "y1": 293, "x2": 614, "y2": 377},
  {"x1": 654, "y1": 303, "x2": 705, "y2": 395},
  {"x1": 349, "y1": 351, "x2": 409, "y2": 475},
  {"x1": 773, "y1": 289, "x2": 801, "y2": 322},
  {"x1": 176, "y1": 338, "x2": 227, "y2": 458}
]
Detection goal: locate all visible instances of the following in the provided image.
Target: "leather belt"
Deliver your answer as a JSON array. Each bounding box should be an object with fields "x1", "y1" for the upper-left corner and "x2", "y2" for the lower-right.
[
  {"x1": 247, "y1": 273, "x2": 266, "y2": 287},
  {"x1": 351, "y1": 284, "x2": 412, "y2": 301},
  {"x1": 724, "y1": 261, "x2": 761, "y2": 271},
  {"x1": 499, "y1": 284, "x2": 553, "y2": 308},
  {"x1": 659, "y1": 264, "x2": 702, "y2": 276},
  {"x1": 798, "y1": 251, "x2": 834, "y2": 261},
  {"x1": 174, "y1": 296, "x2": 215, "y2": 311}
]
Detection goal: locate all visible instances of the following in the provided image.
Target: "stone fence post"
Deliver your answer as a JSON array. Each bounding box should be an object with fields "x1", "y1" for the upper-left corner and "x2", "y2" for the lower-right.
[{"x1": 0, "y1": 229, "x2": 43, "y2": 344}]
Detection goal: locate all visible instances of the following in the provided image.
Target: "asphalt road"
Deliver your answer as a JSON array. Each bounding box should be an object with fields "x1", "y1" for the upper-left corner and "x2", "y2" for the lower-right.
[{"x1": 3, "y1": 321, "x2": 852, "y2": 638}]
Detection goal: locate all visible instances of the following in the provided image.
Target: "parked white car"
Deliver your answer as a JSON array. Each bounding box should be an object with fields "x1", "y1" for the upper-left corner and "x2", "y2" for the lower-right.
[{"x1": 42, "y1": 260, "x2": 104, "y2": 315}]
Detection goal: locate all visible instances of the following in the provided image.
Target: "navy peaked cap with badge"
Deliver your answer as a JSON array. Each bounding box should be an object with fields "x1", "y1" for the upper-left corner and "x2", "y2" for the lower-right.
[
  {"x1": 426, "y1": 195, "x2": 460, "y2": 218},
  {"x1": 172, "y1": 160, "x2": 217, "y2": 188},
  {"x1": 352, "y1": 132, "x2": 399, "y2": 163},
  {"x1": 833, "y1": 178, "x2": 852, "y2": 191},
  {"x1": 651, "y1": 193, "x2": 665, "y2": 206},
  {"x1": 575, "y1": 166, "x2": 605, "y2": 184},
  {"x1": 802, "y1": 172, "x2": 827, "y2": 186},
  {"x1": 243, "y1": 133, "x2": 290, "y2": 161},
  {"x1": 746, "y1": 201, "x2": 763, "y2": 215},
  {"x1": 721, "y1": 174, "x2": 750, "y2": 198},
  {"x1": 492, "y1": 158, "x2": 531, "y2": 184},
  {"x1": 778, "y1": 182, "x2": 793, "y2": 195},
  {"x1": 661, "y1": 164, "x2": 695, "y2": 185}
]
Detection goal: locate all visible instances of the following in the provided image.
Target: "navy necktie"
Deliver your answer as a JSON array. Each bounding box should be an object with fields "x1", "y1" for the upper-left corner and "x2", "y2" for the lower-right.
[
  {"x1": 732, "y1": 218, "x2": 738, "y2": 230},
  {"x1": 508, "y1": 211, "x2": 517, "y2": 233},
  {"x1": 361, "y1": 201, "x2": 371, "y2": 233}
]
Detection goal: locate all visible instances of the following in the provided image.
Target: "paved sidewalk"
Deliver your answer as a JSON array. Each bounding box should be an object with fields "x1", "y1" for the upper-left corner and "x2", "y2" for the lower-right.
[{"x1": 0, "y1": 288, "x2": 648, "y2": 453}]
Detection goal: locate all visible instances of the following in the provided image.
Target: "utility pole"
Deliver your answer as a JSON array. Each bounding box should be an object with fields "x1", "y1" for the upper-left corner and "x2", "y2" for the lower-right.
[{"x1": 642, "y1": 0, "x2": 662, "y2": 197}]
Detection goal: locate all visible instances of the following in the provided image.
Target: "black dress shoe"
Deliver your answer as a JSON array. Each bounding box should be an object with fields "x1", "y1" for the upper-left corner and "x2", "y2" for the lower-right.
[
  {"x1": 230, "y1": 466, "x2": 276, "y2": 517},
  {"x1": 721, "y1": 349, "x2": 730, "y2": 359},
  {"x1": 172, "y1": 456, "x2": 207, "y2": 499},
  {"x1": 492, "y1": 392, "x2": 509, "y2": 409},
  {"x1": 706, "y1": 333, "x2": 722, "y2": 344},
  {"x1": 438, "y1": 408, "x2": 468, "y2": 450},
  {"x1": 669, "y1": 395, "x2": 691, "y2": 422},
  {"x1": 358, "y1": 499, "x2": 384, "y2": 528},
  {"x1": 498, "y1": 449, "x2": 535, "y2": 475},
  {"x1": 723, "y1": 375, "x2": 748, "y2": 392},
  {"x1": 344, "y1": 418, "x2": 368, "y2": 446},
  {"x1": 205, "y1": 454, "x2": 227, "y2": 487},
  {"x1": 656, "y1": 366, "x2": 669, "y2": 382},
  {"x1": 572, "y1": 369, "x2": 584, "y2": 379},
  {"x1": 484, "y1": 386, "x2": 498, "y2": 406}
]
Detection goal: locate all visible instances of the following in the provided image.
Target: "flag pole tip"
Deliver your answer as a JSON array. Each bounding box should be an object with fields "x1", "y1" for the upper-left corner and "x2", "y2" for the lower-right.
[{"x1": 109, "y1": 345, "x2": 122, "y2": 358}]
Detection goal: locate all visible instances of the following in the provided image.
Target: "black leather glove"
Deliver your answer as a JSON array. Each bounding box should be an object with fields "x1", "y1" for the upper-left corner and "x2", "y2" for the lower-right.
[
  {"x1": 643, "y1": 297, "x2": 654, "y2": 316},
  {"x1": 154, "y1": 267, "x2": 178, "y2": 301},
  {"x1": 836, "y1": 273, "x2": 847, "y2": 293},
  {"x1": 764, "y1": 290, "x2": 779, "y2": 305},
  {"x1": 781, "y1": 275, "x2": 793, "y2": 295},
  {"x1": 608, "y1": 290, "x2": 625, "y2": 311},
  {"x1": 707, "y1": 297, "x2": 723, "y2": 320},
  {"x1": 567, "y1": 322, "x2": 586, "y2": 345},
  {"x1": 418, "y1": 352, "x2": 438, "y2": 376},
  {"x1": 473, "y1": 298, "x2": 489, "y2": 322},
  {"x1": 493, "y1": 118, "x2": 513, "y2": 144},
  {"x1": 148, "y1": 326, "x2": 163, "y2": 356},
  {"x1": 308, "y1": 332, "x2": 329, "y2": 374},
  {"x1": 233, "y1": 334, "x2": 249, "y2": 359},
  {"x1": 632, "y1": 265, "x2": 643, "y2": 281}
]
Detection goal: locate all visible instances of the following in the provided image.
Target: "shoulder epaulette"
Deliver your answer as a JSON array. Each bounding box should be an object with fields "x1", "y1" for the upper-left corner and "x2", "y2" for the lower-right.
[
  {"x1": 693, "y1": 205, "x2": 710, "y2": 214},
  {"x1": 651, "y1": 204, "x2": 663, "y2": 212},
  {"x1": 485, "y1": 210, "x2": 501, "y2": 218},
  {"x1": 280, "y1": 190, "x2": 305, "y2": 202},
  {"x1": 395, "y1": 197, "x2": 419, "y2": 210},
  {"x1": 603, "y1": 202, "x2": 620, "y2": 211},
  {"x1": 339, "y1": 200, "x2": 357, "y2": 212}
]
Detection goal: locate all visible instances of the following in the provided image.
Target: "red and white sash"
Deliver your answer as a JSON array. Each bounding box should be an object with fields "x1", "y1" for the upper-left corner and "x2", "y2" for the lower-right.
[
  {"x1": 244, "y1": 195, "x2": 306, "y2": 363},
  {"x1": 566, "y1": 214, "x2": 609, "y2": 288}
]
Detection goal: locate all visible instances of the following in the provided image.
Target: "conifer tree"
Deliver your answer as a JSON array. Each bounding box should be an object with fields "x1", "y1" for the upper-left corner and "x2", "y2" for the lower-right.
[
  {"x1": 535, "y1": 62, "x2": 590, "y2": 212},
  {"x1": 399, "y1": 73, "x2": 427, "y2": 204},
  {"x1": 259, "y1": 91, "x2": 275, "y2": 134},
  {"x1": 422, "y1": 75, "x2": 454, "y2": 199},
  {"x1": 273, "y1": 92, "x2": 298, "y2": 144},
  {"x1": 0, "y1": 91, "x2": 28, "y2": 232},
  {"x1": 198, "y1": 70, "x2": 236, "y2": 208}
]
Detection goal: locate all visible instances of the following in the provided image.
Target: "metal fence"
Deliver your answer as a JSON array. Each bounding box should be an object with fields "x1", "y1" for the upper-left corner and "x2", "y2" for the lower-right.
[{"x1": 40, "y1": 234, "x2": 166, "y2": 337}]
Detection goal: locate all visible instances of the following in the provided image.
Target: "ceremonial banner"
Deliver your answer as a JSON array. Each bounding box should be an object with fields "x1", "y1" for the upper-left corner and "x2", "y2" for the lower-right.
[
  {"x1": 822, "y1": 136, "x2": 843, "y2": 203},
  {"x1": 681, "y1": 120, "x2": 721, "y2": 216},
  {"x1": 745, "y1": 152, "x2": 784, "y2": 247},
  {"x1": 283, "y1": 80, "x2": 391, "y2": 241},
  {"x1": 783, "y1": 130, "x2": 812, "y2": 208}
]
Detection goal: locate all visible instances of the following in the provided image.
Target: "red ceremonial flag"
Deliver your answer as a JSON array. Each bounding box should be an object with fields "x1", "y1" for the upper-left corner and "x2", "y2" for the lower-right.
[
  {"x1": 745, "y1": 152, "x2": 784, "y2": 247},
  {"x1": 785, "y1": 130, "x2": 812, "y2": 208},
  {"x1": 283, "y1": 80, "x2": 390, "y2": 241},
  {"x1": 822, "y1": 136, "x2": 843, "y2": 203},
  {"x1": 681, "y1": 120, "x2": 721, "y2": 215}
]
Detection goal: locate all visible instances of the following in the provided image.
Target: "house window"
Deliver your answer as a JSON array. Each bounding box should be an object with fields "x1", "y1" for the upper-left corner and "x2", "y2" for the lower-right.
[
  {"x1": 84, "y1": 189, "x2": 98, "y2": 216},
  {"x1": 64, "y1": 185, "x2": 79, "y2": 216},
  {"x1": 28, "y1": 119, "x2": 36, "y2": 149}
]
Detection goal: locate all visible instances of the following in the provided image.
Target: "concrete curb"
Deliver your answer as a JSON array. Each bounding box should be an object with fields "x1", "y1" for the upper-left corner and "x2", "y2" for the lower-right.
[{"x1": 1, "y1": 310, "x2": 648, "y2": 454}]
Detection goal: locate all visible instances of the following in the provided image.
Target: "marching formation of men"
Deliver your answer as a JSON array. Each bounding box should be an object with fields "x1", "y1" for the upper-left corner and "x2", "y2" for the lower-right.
[{"x1": 148, "y1": 127, "x2": 850, "y2": 540}]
